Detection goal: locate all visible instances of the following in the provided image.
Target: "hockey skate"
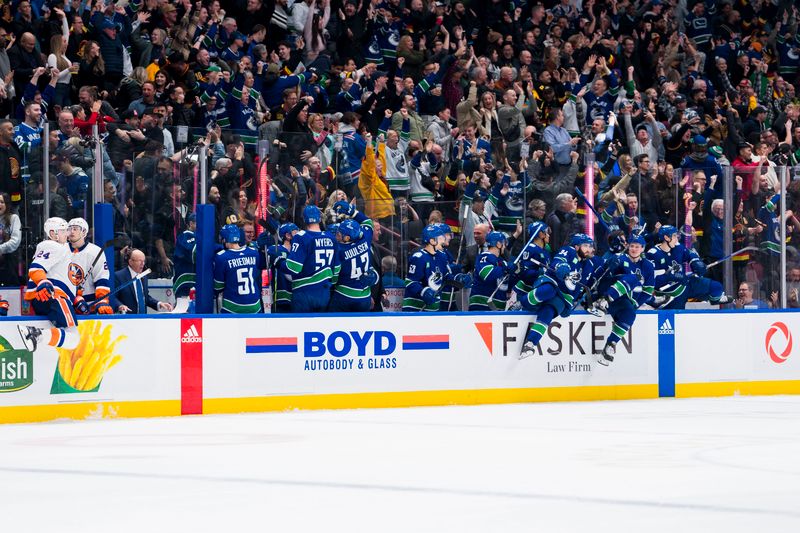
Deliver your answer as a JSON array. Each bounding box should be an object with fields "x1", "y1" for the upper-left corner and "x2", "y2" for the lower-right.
[
  {"x1": 587, "y1": 297, "x2": 608, "y2": 317},
  {"x1": 18, "y1": 325, "x2": 43, "y2": 352},
  {"x1": 595, "y1": 341, "x2": 616, "y2": 366},
  {"x1": 518, "y1": 341, "x2": 536, "y2": 360}
]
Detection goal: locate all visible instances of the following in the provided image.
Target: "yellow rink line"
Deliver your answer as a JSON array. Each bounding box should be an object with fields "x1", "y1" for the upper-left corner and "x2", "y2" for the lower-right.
[
  {"x1": 203, "y1": 384, "x2": 659, "y2": 414},
  {"x1": 676, "y1": 380, "x2": 800, "y2": 398},
  {"x1": 0, "y1": 400, "x2": 180, "y2": 424}
]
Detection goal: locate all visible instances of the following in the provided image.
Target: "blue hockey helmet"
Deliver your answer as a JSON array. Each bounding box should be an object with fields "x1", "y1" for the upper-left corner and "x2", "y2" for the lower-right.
[
  {"x1": 303, "y1": 204, "x2": 322, "y2": 224},
  {"x1": 486, "y1": 231, "x2": 508, "y2": 248},
  {"x1": 422, "y1": 224, "x2": 444, "y2": 244},
  {"x1": 658, "y1": 225, "x2": 679, "y2": 241},
  {"x1": 327, "y1": 223, "x2": 340, "y2": 237},
  {"x1": 569, "y1": 233, "x2": 594, "y2": 247},
  {"x1": 435, "y1": 222, "x2": 453, "y2": 237},
  {"x1": 219, "y1": 223, "x2": 243, "y2": 244},
  {"x1": 629, "y1": 234, "x2": 646, "y2": 247},
  {"x1": 338, "y1": 219, "x2": 362, "y2": 242},
  {"x1": 187, "y1": 212, "x2": 197, "y2": 224},
  {"x1": 278, "y1": 222, "x2": 299, "y2": 241},
  {"x1": 528, "y1": 221, "x2": 549, "y2": 240}
]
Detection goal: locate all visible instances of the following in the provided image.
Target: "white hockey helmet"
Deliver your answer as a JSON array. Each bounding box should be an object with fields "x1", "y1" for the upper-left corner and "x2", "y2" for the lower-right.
[
  {"x1": 68, "y1": 217, "x2": 89, "y2": 238},
  {"x1": 44, "y1": 217, "x2": 69, "y2": 240}
]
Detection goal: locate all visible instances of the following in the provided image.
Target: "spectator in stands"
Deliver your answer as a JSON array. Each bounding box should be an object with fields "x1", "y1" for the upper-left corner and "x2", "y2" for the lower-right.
[{"x1": 0, "y1": 191, "x2": 20, "y2": 285}]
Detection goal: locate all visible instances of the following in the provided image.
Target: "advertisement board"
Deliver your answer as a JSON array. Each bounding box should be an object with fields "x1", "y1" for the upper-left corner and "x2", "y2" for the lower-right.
[
  {"x1": 675, "y1": 312, "x2": 800, "y2": 396},
  {"x1": 201, "y1": 313, "x2": 660, "y2": 413},
  {"x1": 0, "y1": 318, "x2": 182, "y2": 423}
]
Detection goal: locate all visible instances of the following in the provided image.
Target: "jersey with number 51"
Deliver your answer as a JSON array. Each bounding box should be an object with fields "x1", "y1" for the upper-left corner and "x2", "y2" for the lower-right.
[
  {"x1": 213, "y1": 246, "x2": 264, "y2": 313},
  {"x1": 286, "y1": 230, "x2": 340, "y2": 292}
]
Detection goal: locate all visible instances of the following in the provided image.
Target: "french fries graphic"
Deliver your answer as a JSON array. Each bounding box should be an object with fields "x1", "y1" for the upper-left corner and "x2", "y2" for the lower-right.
[{"x1": 55, "y1": 320, "x2": 126, "y2": 392}]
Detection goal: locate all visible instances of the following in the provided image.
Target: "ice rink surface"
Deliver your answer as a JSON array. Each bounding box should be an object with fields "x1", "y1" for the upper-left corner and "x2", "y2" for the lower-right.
[{"x1": 2, "y1": 396, "x2": 800, "y2": 532}]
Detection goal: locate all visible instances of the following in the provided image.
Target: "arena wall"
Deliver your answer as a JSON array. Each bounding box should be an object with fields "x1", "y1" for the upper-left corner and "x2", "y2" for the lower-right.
[{"x1": 0, "y1": 310, "x2": 798, "y2": 424}]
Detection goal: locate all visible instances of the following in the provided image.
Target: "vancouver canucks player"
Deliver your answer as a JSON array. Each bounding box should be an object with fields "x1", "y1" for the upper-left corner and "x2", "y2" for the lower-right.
[{"x1": 213, "y1": 224, "x2": 264, "y2": 314}]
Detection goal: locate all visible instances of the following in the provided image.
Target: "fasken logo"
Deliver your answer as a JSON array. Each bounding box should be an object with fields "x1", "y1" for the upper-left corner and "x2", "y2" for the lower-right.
[
  {"x1": 182, "y1": 324, "x2": 202, "y2": 343},
  {"x1": 765, "y1": 322, "x2": 792, "y2": 364}
]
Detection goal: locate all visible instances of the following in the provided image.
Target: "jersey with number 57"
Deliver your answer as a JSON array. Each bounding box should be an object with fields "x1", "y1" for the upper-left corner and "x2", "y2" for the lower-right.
[
  {"x1": 286, "y1": 230, "x2": 339, "y2": 292},
  {"x1": 213, "y1": 246, "x2": 264, "y2": 313},
  {"x1": 334, "y1": 214, "x2": 374, "y2": 300}
]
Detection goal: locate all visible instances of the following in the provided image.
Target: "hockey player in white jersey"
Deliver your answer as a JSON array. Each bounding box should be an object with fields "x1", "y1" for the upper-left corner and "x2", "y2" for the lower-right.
[
  {"x1": 18, "y1": 218, "x2": 82, "y2": 352},
  {"x1": 67, "y1": 218, "x2": 113, "y2": 314}
]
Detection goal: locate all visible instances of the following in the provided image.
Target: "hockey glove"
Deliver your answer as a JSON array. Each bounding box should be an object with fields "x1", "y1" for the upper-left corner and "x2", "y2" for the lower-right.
[
  {"x1": 667, "y1": 263, "x2": 685, "y2": 280},
  {"x1": 454, "y1": 272, "x2": 472, "y2": 289},
  {"x1": 0, "y1": 299, "x2": 8, "y2": 316},
  {"x1": 421, "y1": 287, "x2": 438, "y2": 305},
  {"x1": 96, "y1": 301, "x2": 114, "y2": 315},
  {"x1": 256, "y1": 231, "x2": 273, "y2": 250},
  {"x1": 73, "y1": 295, "x2": 90, "y2": 315},
  {"x1": 690, "y1": 258, "x2": 707, "y2": 276},
  {"x1": 362, "y1": 268, "x2": 380, "y2": 286},
  {"x1": 35, "y1": 280, "x2": 54, "y2": 302},
  {"x1": 606, "y1": 255, "x2": 621, "y2": 272},
  {"x1": 333, "y1": 200, "x2": 356, "y2": 217},
  {"x1": 564, "y1": 271, "x2": 582, "y2": 291}
]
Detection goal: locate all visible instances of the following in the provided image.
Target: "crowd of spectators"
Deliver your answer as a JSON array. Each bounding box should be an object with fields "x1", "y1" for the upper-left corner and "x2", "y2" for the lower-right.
[{"x1": 0, "y1": 0, "x2": 799, "y2": 310}]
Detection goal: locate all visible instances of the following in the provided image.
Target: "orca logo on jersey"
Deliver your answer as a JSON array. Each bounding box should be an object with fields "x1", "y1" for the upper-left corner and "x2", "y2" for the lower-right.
[
  {"x1": 765, "y1": 322, "x2": 792, "y2": 364},
  {"x1": 68, "y1": 263, "x2": 85, "y2": 287}
]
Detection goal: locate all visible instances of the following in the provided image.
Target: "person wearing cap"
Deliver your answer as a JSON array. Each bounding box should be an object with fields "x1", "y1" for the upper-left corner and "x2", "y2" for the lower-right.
[
  {"x1": 220, "y1": 32, "x2": 247, "y2": 64},
  {"x1": 680, "y1": 135, "x2": 724, "y2": 198},
  {"x1": 89, "y1": 14, "x2": 126, "y2": 88}
]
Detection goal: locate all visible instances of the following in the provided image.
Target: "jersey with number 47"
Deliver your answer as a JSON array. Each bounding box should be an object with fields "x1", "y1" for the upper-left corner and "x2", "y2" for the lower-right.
[
  {"x1": 334, "y1": 214, "x2": 374, "y2": 300},
  {"x1": 213, "y1": 246, "x2": 264, "y2": 313},
  {"x1": 286, "y1": 230, "x2": 339, "y2": 292}
]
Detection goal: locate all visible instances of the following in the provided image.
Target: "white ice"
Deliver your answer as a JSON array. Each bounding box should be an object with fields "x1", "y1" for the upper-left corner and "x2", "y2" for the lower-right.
[{"x1": 2, "y1": 396, "x2": 800, "y2": 532}]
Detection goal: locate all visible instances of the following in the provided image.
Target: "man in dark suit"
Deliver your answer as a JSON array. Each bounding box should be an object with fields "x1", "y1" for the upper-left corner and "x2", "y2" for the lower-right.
[
  {"x1": 113, "y1": 248, "x2": 173, "y2": 314},
  {"x1": 461, "y1": 223, "x2": 490, "y2": 275}
]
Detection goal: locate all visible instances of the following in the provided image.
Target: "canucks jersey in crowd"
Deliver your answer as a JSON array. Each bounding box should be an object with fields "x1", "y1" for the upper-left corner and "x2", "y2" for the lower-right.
[
  {"x1": 469, "y1": 232, "x2": 509, "y2": 311},
  {"x1": 403, "y1": 225, "x2": 450, "y2": 312},
  {"x1": 331, "y1": 204, "x2": 375, "y2": 312},
  {"x1": 286, "y1": 205, "x2": 339, "y2": 313},
  {"x1": 213, "y1": 224, "x2": 264, "y2": 314},
  {"x1": 489, "y1": 170, "x2": 531, "y2": 233}
]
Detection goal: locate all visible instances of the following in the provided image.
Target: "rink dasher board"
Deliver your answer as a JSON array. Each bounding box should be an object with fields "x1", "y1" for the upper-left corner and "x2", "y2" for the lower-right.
[{"x1": 0, "y1": 310, "x2": 799, "y2": 424}]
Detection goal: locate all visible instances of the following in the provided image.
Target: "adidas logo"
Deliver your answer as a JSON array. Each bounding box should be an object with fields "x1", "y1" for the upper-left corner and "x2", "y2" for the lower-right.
[
  {"x1": 659, "y1": 319, "x2": 674, "y2": 335},
  {"x1": 181, "y1": 324, "x2": 202, "y2": 343}
]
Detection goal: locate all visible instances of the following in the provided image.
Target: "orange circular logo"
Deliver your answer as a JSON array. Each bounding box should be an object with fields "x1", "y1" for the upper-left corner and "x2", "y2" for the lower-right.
[
  {"x1": 765, "y1": 322, "x2": 792, "y2": 364},
  {"x1": 68, "y1": 263, "x2": 85, "y2": 287}
]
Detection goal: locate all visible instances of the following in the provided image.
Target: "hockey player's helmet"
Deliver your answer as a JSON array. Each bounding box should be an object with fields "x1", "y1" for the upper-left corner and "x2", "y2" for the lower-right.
[
  {"x1": 486, "y1": 231, "x2": 508, "y2": 248},
  {"x1": 303, "y1": 204, "x2": 322, "y2": 224},
  {"x1": 658, "y1": 225, "x2": 679, "y2": 241},
  {"x1": 435, "y1": 222, "x2": 453, "y2": 237},
  {"x1": 219, "y1": 224, "x2": 243, "y2": 244},
  {"x1": 569, "y1": 233, "x2": 594, "y2": 247},
  {"x1": 607, "y1": 230, "x2": 627, "y2": 253},
  {"x1": 68, "y1": 218, "x2": 89, "y2": 238},
  {"x1": 278, "y1": 223, "x2": 299, "y2": 241},
  {"x1": 44, "y1": 217, "x2": 69, "y2": 240},
  {"x1": 338, "y1": 219, "x2": 362, "y2": 242},
  {"x1": 629, "y1": 234, "x2": 646, "y2": 247},
  {"x1": 422, "y1": 224, "x2": 444, "y2": 245},
  {"x1": 528, "y1": 221, "x2": 549, "y2": 240}
]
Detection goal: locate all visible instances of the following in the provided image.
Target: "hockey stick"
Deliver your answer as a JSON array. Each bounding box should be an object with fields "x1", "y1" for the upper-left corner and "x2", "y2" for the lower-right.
[
  {"x1": 487, "y1": 230, "x2": 541, "y2": 311},
  {"x1": 705, "y1": 246, "x2": 760, "y2": 269},
  {"x1": 88, "y1": 269, "x2": 152, "y2": 312},
  {"x1": 574, "y1": 187, "x2": 610, "y2": 231}
]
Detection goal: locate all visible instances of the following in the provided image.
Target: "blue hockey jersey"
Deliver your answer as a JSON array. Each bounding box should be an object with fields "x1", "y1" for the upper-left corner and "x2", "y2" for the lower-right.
[
  {"x1": 213, "y1": 245, "x2": 263, "y2": 313},
  {"x1": 403, "y1": 248, "x2": 449, "y2": 312},
  {"x1": 469, "y1": 251, "x2": 508, "y2": 309},
  {"x1": 334, "y1": 214, "x2": 374, "y2": 301},
  {"x1": 286, "y1": 230, "x2": 339, "y2": 292},
  {"x1": 173, "y1": 229, "x2": 196, "y2": 297}
]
